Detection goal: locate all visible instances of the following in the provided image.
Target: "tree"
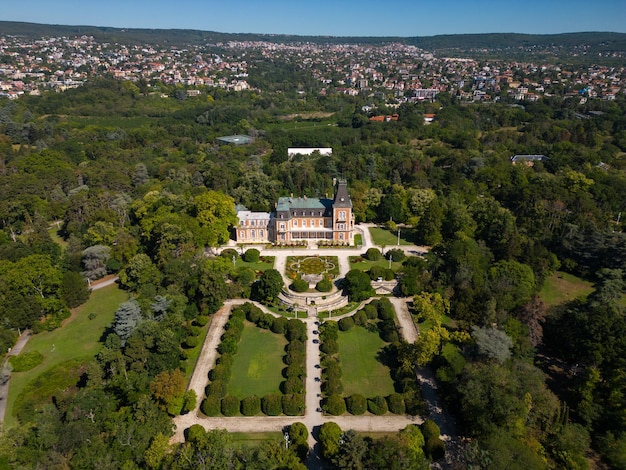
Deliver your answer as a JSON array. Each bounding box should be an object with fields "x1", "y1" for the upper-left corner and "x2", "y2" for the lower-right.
[
  {"x1": 113, "y1": 299, "x2": 143, "y2": 345},
  {"x1": 255, "y1": 269, "x2": 283, "y2": 303},
  {"x1": 81, "y1": 245, "x2": 110, "y2": 280},
  {"x1": 149, "y1": 369, "x2": 187, "y2": 415},
  {"x1": 319, "y1": 422, "x2": 343, "y2": 459},
  {"x1": 472, "y1": 326, "x2": 513, "y2": 363},
  {"x1": 343, "y1": 269, "x2": 375, "y2": 302},
  {"x1": 118, "y1": 253, "x2": 161, "y2": 292},
  {"x1": 193, "y1": 191, "x2": 237, "y2": 247},
  {"x1": 331, "y1": 430, "x2": 368, "y2": 469},
  {"x1": 60, "y1": 271, "x2": 90, "y2": 308}
]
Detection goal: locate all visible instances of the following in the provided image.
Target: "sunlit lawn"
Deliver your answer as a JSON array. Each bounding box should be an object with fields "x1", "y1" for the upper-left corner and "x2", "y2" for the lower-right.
[
  {"x1": 234, "y1": 256, "x2": 275, "y2": 273},
  {"x1": 348, "y1": 256, "x2": 402, "y2": 273},
  {"x1": 228, "y1": 322, "x2": 287, "y2": 399},
  {"x1": 539, "y1": 271, "x2": 594, "y2": 307},
  {"x1": 338, "y1": 326, "x2": 395, "y2": 397},
  {"x1": 368, "y1": 227, "x2": 412, "y2": 246},
  {"x1": 5, "y1": 285, "x2": 128, "y2": 428}
]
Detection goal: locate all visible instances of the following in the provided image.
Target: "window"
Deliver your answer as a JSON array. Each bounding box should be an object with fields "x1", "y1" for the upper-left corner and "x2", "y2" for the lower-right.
[
  {"x1": 260, "y1": 230, "x2": 264, "y2": 237},
  {"x1": 280, "y1": 223, "x2": 285, "y2": 230},
  {"x1": 251, "y1": 230, "x2": 256, "y2": 238},
  {"x1": 294, "y1": 220, "x2": 298, "y2": 227},
  {"x1": 240, "y1": 220, "x2": 245, "y2": 226},
  {"x1": 302, "y1": 220, "x2": 307, "y2": 227},
  {"x1": 338, "y1": 210, "x2": 346, "y2": 220},
  {"x1": 239, "y1": 231, "x2": 245, "y2": 238}
]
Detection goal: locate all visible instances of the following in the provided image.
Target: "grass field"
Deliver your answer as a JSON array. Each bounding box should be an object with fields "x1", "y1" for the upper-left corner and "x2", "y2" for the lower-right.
[
  {"x1": 348, "y1": 256, "x2": 403, "y2": 273},
  {"x1": 539, "y1": 271, "x2": 594, "y2": 306},
  {"x1": 368, "y1": 227, "x2": 413, "y2": 246},
  {"x1": 5, "y1": 284, "x2": 128, "y2": 428},
  {"x1": 228, "y1": 322, "x2": 287, "y2": 399},
  {"x1": 338, "y1": 326, "x2": 395, "y2": 397},
  {"x1": 235, "y1": 256, "x2": 275, "y2": 273},
  {"x1": 230, "y1": 432, "x2": 284, "y2": 447}
]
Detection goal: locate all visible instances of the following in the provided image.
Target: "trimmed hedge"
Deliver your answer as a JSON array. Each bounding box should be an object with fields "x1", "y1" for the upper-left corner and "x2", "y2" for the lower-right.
[
  {"x1": 282, "y1": 394, "x2": 305, "y2": 416},
  {"x1": 241, "y1": 395, "x2": 261, "y2": 416},
  {"x1": 221, "y1": 395, "x2": 240, "y2": 416},
  {"x1": 206, "y1": 380, "x2": 227, "y2": 398},
  {"x1": 200, "y1": 395, "x2": 221, "y2": 416},
  {"x1": 281, "y1": 377, "x2": 305, "y2": 394},
  {"x1": 346, "y1": 394, "x2": 367, "y2": 415},
  {"x1": 387, "y1": 393, "x2": 406, "y2": 415},
  {"x1": 291, "y1": 278, "x2": 309, "y2": 293},
  {"x1": 367, "y1": 396, "x2": 389, "y2": 415},
  {"x1": 338, "y1": 316, "x2": 355, "y2": 331},
  {"x1": 262, "y1": 393, "x2": 283, "y2": 416},
  {"x1": 243, "y1": 248, "x2": 260, "y2": 263},
  {"x1": 365, "y1": 248, "x2": 382, "y2": 261},
  {"x1": 324, "y1": 394, "x2": 347, "y2": 416}
]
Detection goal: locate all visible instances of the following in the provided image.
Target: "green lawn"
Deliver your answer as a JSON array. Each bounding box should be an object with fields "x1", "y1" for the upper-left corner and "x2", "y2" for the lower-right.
[
  {"x1": 235, "y1": 256, "x2": 275, "y2": 273},
  {"x1": 368, "y1": 227, "x2": 412, "y2": 246},
  {"x1": 286, "y1": 256, "x2": 340, "y2": 279},
  {"x1": 348, "y1": 256, "x2": 402, "y2": 273},
  {"x1": 338, "y1": 326, "x2": 395, "y2": 397},
  {"x1": 230, "y1": 432, "x2": 284, "y2": 447},
  {"x1": 5, "y1": 284, "x2": 128, "y2": 428},
  {"x1": 539, "y1": 271, "x2": 594, "y2": 307},
  {"x1": 228, "y1": 322, "x2": 287, "y2": 399}
]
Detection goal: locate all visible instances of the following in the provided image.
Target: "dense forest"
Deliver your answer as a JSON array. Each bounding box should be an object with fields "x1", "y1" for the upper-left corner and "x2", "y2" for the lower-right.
[{"x1": 0, "y1": 55, "x2": 625, "y2": 469}]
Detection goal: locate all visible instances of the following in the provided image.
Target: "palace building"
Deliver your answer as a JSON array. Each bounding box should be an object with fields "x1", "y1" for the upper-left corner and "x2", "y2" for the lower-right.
[{"x1": 235, "y1": 179, "x2": 354, "y2": 244}]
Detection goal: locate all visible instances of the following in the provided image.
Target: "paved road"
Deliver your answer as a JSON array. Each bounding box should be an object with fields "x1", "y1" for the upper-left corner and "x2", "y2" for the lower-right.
[{"x1": 0, "y1": 330, "x2": 31, "y2": 426}]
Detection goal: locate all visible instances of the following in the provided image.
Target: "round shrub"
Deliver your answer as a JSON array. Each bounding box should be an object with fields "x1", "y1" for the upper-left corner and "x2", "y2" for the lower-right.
[
  {"x1": 346, "y1": 394, "x2": 367, "y2": 415},
  {"x1": 284, "y1": 349, "x2": 304, "y2": 365},
  {"x1": 383, "y1": 268, "x2": 395, "y2": 281},
  {"x1": 368, "y1": 265, "x2": 386, "y2": 281},
  {"x1": 194, "y1": 315, "x2": 209, "y2": 327},
  {"x1": 421, "y1": 419, "x2": 441, "y2": 440},
  {"x1": 364, "y1": 304, "x2": 378, "y2": 320},
  {"x1": 286, "y1": 319, "x2": 307, "y2": 342},
  {"x1": 262, "y1": 393, "x2": 283, "y2": 416},
  {"x1": 235, "y1": 267, "x2": 256, "y2": 286},
  {"x1": 257, "y1": 313, "x2": 274, "y2": 330},
  {"x1": 320, "y1": 321, "x2": 338, "y2": 341},
  {"x1": 282, "y1": 377, "x2": 304, "y2": 394},
  {"x1": 221, "y1": 395, "x2": 240, "y2": 416},
  {"x1": 324, "y1": 394, "x2": 347, "y2": 416},
  {"x1": 183, "y1": 336, "x2": 199, "y2": 349},
  {"x1": 240, "y1": 395, "x2": 261, "y2": 416},
  {"x1": 217, "y1": 353, "x2": 234, "y2": 368},
  {"x1": 9, "y1": 351, "x2": 44, "y2": 372},
  {"x1": 184, "y1": 303, "x2": 199, "y2": 320},
  {"x1": 287, "y1": 339, "x2": 305, "y2": 354},
  {"x1": 271, "y1": 316, "x2": 288, "y2": 335},
  {"x1": 209, "y1": 364, "x2": 230, "y2": 382},
  {"x1": 220, "y1": 248, "x2": 239, "y2": 260},
  {"x1": 404, "y1": 390, "x2": 425, "y2": 416},
  {"x1": 367, "y1": 396, "x2": 389, "y2": 415},
  {"x1": 425, "y1": 437, "x2": 446, "y2": 461},
  {"x1": 316, "y1": 278, "x2": 333, "y2": 292},
  {"x1": 338, "y1": 316, "x2": 355, "y2": 331},
  {"x1": 377, "y1": 298, "x2": 395, "y2": 320},
  {"x1": 290, "y1": 278, "x2": 309, "y2": 293},
  {"x1": 206, "y1": 380, "x2": 227, "y2": 398},
  {"x1": 217, "y1": 337, "x2": 237, "y2": 355},
  {"x1": 386, "y1": 393, "x2": 406, "y2": 415},
  {"x1": 282, "y1": 394, "x2": 305, "y2": 416},
  {"x1": 352, "y1": 310, "x2": 368, "y2": 326},
  {"x1": 243, "y1": 248, "x2": 260, "y2": 263},
  {"x1": 246, "y1": 305, "x2": 262, "y2": 323},
  {"x1": 285, "y1": 363, "x2": 305, "y2": 379},
  {"x1": 380, "y1": 329, "x2": 399, "y2": 343},
  {"x1": 320, "y1": 339, "x2": 338, "y2": 355},
  {"x1": 387, "y1": 248, "x2": 406, "y2": 262},
  {"x1": 322, "y1": 357, "x2": 342, "y2": 379},
  {"x1": 365, "y1": 248, "x2": 382, "y2": 261},
  {"x1": 322, "y1": 377, "x2": 343, "y2": 395},
  {"x1": 200, "y1": 395, "x2": 221, "y2": 416}
]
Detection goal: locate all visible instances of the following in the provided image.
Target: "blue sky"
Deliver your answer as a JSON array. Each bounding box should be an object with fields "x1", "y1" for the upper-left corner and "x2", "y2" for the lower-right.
[{"x1": 4, "y1": 0, "x2": 626, "y2": 37}]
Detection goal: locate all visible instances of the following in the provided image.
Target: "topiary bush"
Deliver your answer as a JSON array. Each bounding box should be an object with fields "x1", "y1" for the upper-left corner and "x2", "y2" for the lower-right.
[
  {"x1": 368, "y1": 265, "x2": 386, "y2": 280},
  {"x1": 282, "y1": 394, "x2": 305, "y2": 416},
  {"x1": 421, "y1": 419, "x2": 441, "y2": 440},
  {"x1": 281, "y1": 377, "x2": 305, "y2": 394},
  {"x1": 290, "y1": 278, "x2": 309, "y2": 293},
  {"x1": 220, "y1": 248, "x2": 239, "y2": 260},
  {"x1": 377, "y1": 297, "x2": 395, "y2": 320},
  {"x1": 257, "y1": 313, "x2": 274, "y2": 330},
  {"x1": 284, "y1": 363, "x2": 305, "y2": 379},
  {"x1": 322, "y1": 377, "x2": 343, "y2": 396},
  {"x1": 386, "y1": 393, "x2": 406, "y2": 414},
  {"x1": 364, "y1": 304, "x2": 378, "y2": 320},
  {"x1": 206, "y1": 380, "x2": 227, "y2": 398},
  {"x1": 425, "y1": 437, "x2": 446, "y2": 461},
  {"x1": 200, "y1": 395, "x2": 221, "y2": 416},
  {"x1": 243, "y1": 248, "x2": 260, "y2": 263},
  {"x1": 209, "y1": 364, "x2": 231, "y2": 382},
  {"x1": 352, "y1": 310, "x2": 368, "y2": 326},
  {"x1": 324, "y1": 394, "x2": 347, "y2": 416},
  {"x1": 193, "y1": 315, "x2": 209, "y2": 327},
  {"x1": 271, "y1": 316, "x2": 288, "y2": 334},
  {"x1": 183, "y1": 336, "x2": 199, "y2": 348},
  {"x1": 262, "y1": 393, "x2": 283, "y2": 416},
  {"x1": 320, "y1": 339, "x2": 338, "y2": 355},
  {"x1": 365, "y1": 248, "x2": 382, "y2": 261},
  {"x1": 346, "y1": 394, "x2": 367, "y2": 415},
  {"x1": 387, "y1": 248, "x2": 406, "y2": 262},
  {"x1": 246, "y1": 304, "x2": 263, "y2": 323},
  {"x1": 221, "y1": 395, "x2": 240, "y2": 416},
  {"x1": 338, "y1": 316, "x2": 355, "y2": 331},
  {"x1": 240, "y1": 395, "x2": 261, "y2": 416},
  {"x1": 316, "y1": 278, "x2": 333, "y2": 292},
  {"x1": 404, "y1": 389, "x2": 425, "y2": 416},
  {"x1": 367, "y1": 396, "x2": 389, "y2": 415}
]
